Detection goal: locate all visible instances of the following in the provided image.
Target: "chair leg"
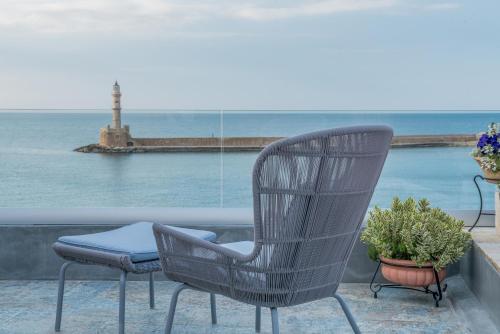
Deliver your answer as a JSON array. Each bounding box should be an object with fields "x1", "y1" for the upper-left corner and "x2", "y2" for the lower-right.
[
  {"x1": 270, "y1": 307, "x2": 279, "y2": 334},
  {"x1": 55, "y1": 261, "x2": 73, "y2": 332},
  {"x1": 210, "y1": 293, "x2": 217, "y2": 324},
  {"x1": 119, "y1": 270, "x2": 127, "y2": 334},
  {"x1": 165, "y1": 284, "x2": 188, "y2": 334},
  {"x1": 333, "y1": 293, "x2": 361, "y2": 334},
  {"x1": 149, "y1": 272, "x2": 155, "y2": 309},
  {"x1": 255, "y1": 306, "x2": 261, "y2": 332}
]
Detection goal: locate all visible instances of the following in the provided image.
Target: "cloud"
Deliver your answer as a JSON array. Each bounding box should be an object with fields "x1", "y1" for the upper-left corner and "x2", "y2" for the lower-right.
[
  {"x1": 424, "y1": 3, "x2": 462, "y2": 11},
  {"x1": 0, "y1": 0, "x2": 186, "y2": 33},
  {"x1": 233, "y1": 0, "x2": 397, "y2": 21},
  {"x1": 0, "y1": 0, "x2": 402, "y2": 34},
  {"x1": 0, "y1": 0, "x2": 460, "y2": 34}
]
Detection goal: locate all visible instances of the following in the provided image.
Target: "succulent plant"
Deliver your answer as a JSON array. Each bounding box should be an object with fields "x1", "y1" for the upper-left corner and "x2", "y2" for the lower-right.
[{"x1": 361, "y1": 197, "x2": 471, "y2": 271}]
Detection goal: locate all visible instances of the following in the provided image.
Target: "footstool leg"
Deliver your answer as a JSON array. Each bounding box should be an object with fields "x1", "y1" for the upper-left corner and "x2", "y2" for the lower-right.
[
  {"x1": 256, "y1": 306, "x2": 261, "y2": 332},
  {"x1": 119, "y1": 270, "x2": 127, "y2": 334},
  {"x1": 55, "y1": 261, "x2": 73, "y2": 332},
  {"x1": 149, "y1": 272, "x2": 155, "y2": 309},
  {"x1": 210, "y1": 293, "x2": 217, "y2": 324}
]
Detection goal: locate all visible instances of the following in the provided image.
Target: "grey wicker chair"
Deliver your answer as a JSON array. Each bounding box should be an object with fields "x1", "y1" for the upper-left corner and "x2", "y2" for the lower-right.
[{"x1": 153, "y1": 126, "x2": 393, "y2": 333}]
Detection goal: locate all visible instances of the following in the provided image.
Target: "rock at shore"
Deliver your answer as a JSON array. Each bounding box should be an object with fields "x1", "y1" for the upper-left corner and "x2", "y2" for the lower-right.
[{"x1": 73, "y1": 144, "x2": 255, "y2": 153}]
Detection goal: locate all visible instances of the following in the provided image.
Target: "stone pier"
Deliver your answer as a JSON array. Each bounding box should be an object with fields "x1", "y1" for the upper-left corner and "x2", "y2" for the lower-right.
[{"x1": 75, "y1": 134, "x2": 477, "y2": 153}]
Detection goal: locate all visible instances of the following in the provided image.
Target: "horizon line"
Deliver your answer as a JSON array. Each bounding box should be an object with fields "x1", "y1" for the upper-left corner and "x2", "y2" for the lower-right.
[{"x1": 0, "y1": 108, "x2": 499, "y2": 114}]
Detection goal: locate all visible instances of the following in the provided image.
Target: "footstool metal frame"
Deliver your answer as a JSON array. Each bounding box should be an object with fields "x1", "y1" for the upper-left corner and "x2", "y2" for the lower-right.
[{"x1": 53, "y1": 241, "x2": 216, "y2": 334}]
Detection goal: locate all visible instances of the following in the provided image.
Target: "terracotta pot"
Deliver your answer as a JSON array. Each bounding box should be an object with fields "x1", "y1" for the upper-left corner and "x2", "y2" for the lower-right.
[
  {"x1": 380, "y1": 256, "x2": 446, "y2": 287},
  {"x1": 474, "y1": 157, "x2": 500, "y2": 184}
]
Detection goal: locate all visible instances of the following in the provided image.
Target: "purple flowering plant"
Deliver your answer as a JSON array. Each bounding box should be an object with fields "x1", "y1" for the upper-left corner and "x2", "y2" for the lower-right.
[{"x1": 471, "y1": 123, "x2": 500, "y2": 178}]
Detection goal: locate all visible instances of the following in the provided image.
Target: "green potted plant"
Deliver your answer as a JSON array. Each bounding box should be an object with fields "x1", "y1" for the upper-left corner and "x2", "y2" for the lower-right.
[{"x1": 361, "y1": 197, "x2": 471, "y2": 287}]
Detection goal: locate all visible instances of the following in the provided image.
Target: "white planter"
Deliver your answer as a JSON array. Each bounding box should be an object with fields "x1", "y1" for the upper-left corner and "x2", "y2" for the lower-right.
[{"x1": 496, "y1": 191, "x2": 500, "y2": 235}]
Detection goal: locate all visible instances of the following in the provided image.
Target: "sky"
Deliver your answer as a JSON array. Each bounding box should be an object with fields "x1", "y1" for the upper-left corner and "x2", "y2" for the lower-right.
[{"x1": 0, "y1": 0, "x2": 499, "y2": 110}]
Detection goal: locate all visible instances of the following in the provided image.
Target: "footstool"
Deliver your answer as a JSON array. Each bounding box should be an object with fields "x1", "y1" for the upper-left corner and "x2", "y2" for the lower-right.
[{"x1": 52, "y1": 222, "x2": 216, "y2": 334}]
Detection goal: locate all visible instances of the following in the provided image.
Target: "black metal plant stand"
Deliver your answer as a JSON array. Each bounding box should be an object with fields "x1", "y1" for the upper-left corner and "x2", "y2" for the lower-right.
[
  {"x1": 468, "y1": 174, "x2": 498, "y2": 232},
  {"x1": 369, "y1": 258, "x2": 447, "y2": 307}
]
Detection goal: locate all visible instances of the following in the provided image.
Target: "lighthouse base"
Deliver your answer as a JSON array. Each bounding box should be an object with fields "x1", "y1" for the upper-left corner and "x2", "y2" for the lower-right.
[{"x1": 99, "y1": 126, "x2": 131, "y2": 147}]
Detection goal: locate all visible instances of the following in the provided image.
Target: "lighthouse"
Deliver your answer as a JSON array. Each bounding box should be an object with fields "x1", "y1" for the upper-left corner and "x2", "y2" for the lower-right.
[
  {"x1": 112, "y1": 81, "x2": 122, "y2": 129},
  {"x1": 99, "y1": 81, "x2": 131, "y2": 147}
]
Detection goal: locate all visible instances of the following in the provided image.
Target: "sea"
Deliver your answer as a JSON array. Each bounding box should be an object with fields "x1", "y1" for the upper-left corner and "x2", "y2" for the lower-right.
[{"x1": 0, "y1": 111, "x2": 498, "y2": 209}]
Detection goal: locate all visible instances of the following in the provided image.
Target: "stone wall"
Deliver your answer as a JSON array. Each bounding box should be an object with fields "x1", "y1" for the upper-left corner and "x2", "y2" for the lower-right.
[
  {"x1": 129, "y1": 134, "x2": 477, "y2": 149},
  {"x1": 99, "y1": 126, "x2": 131, "y2": 147},
  {"x1": 82, "y1": 134, "x2": 478, "y2": 152},
  {"x1": 391, "y1": 134, "x2": 476, "y2": 147},
  {"x1": 132, "y1": 137, "x2": 282, "y2": 148}
]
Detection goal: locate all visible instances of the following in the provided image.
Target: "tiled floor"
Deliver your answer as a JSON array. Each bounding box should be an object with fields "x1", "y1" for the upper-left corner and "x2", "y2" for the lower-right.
[{"x1": 0, "y1": 276, "x2": 497, "y2": 334}]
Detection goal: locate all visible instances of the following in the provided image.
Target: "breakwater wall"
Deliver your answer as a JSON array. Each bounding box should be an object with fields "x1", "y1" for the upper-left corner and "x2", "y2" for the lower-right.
[
  {"x1": 132, "y1": 137, "x2": 281, "y2": 148},
  {"x1": 75, "y1": 134, "x2": 477, "y2": 153}
]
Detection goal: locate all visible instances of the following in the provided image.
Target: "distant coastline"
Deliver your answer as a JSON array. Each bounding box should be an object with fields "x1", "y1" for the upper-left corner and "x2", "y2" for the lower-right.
[
  {"x1": 0, "y1": 109, "x2": 499, "y2": 114},
  {"x1": 74, "y1": 83, "x2": 492, "y2": 154},
  {"x1": 75, "y1": 134, "x2": 477, "y2": 153}
]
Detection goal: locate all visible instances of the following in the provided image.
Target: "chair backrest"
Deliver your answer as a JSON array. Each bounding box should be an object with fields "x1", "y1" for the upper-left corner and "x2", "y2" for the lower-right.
[{"x1": 248, "y1": 125, "x2": 392, "y2": 306}]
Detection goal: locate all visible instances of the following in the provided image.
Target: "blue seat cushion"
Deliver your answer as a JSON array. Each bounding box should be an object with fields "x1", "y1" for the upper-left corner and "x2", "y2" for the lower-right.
[
  {"x1": 220, "y1": 241, "x2": 254, "y2": 256},
  {"x1": 58, "y1": 222, "x2": 216, "y2": 263}
]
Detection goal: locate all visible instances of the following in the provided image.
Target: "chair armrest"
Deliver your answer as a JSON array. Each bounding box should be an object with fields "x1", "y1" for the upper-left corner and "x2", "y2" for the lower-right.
[
  {"x1": 153, "y1": 223, "x2": 259, "y2": 288},
  {"x1": 152, "y1": 223, "x2": 253, "y2": 263}
]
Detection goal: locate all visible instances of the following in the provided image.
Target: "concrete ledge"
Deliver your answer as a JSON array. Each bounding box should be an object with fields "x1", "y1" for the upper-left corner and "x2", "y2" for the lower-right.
[
  {"x1": 469, "y1": 229, "x2": 500, "y2": 272},
  {"x1": 0, "y1": 208, "x2": 254, "y2": 280},
  {"x1": 0, "y1": 223, "x2": 401, "y2": 282},
  {"x1": 0, "y1": 207, "x2": 480, "y2": 281},
  {"x1": 0, "y1": 207, "x2": 254, "y2": 226},
  {"x1": 0, "y1": 208, "x2": 492, "y2": 227},
  {"x1": 461, "y1": 229, "x2": 500, "y2": 330}
]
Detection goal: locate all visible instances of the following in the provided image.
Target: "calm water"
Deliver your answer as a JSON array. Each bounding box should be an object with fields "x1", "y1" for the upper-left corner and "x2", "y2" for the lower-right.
[{"x1": 0, "y1": 111, "x2": 498, "y2": 209}]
